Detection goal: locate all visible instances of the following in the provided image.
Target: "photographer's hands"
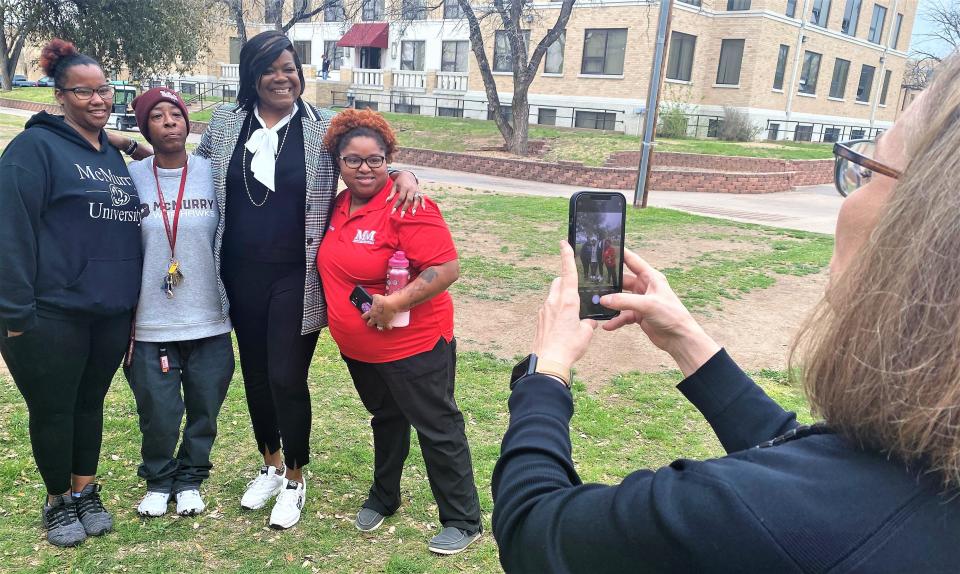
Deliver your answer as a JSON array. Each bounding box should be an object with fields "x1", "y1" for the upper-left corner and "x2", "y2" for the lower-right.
[{"x1": 600, "y1": 249, "x2": 720, "y2": 377}]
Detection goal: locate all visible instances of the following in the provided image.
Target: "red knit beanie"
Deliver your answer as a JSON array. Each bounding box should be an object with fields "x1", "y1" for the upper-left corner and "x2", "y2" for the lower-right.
[{"x1": 132, "y1": 87, "x2": 190, "y2": 143}]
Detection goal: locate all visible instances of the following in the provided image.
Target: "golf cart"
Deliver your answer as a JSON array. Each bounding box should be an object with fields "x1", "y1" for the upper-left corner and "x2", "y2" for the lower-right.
[{"x1": 109, "y1": 83, "x2": 138, "y2": 131}]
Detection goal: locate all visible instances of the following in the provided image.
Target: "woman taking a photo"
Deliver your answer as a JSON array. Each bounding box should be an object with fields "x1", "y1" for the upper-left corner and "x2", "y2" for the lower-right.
[
  {"x1": 193, "y1": 31, "x2": 423, "y2": 529},
  {"x1": 318, "y1": 109, "x2": 482, "y2": 555},
  {"x1": 0, "y1": 39, "x2": 142, "y2": 547}
]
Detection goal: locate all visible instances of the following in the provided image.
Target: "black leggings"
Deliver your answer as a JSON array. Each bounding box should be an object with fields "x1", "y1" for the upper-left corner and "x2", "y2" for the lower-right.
[
  {"x1": 222, "y1": 260, "x2": 318, "y2": 469},
  {"x1": 0, "y1": 312, "x2": 131, "y2": 494}
]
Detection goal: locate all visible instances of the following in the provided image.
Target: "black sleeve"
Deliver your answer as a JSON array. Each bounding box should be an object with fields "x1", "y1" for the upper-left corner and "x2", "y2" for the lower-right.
[
  {"x1": 491, "y1": 373, "x2": 800, "y2": 574},
  {"x1": 677, "y1": 348, "x2": 798, "y2": 453},
  {"x1": 0, "y1": 160, "x2": 45, "y2": 332}
]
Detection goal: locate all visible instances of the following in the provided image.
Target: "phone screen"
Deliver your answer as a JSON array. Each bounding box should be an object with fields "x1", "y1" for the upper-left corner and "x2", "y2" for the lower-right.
[{"x1": 568, "y1": 192, "x2": 626, "y2": 320}]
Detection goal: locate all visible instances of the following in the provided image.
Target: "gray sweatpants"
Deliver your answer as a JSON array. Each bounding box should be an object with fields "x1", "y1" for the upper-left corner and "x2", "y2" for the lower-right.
[{"x1": 124, "y1": 333, "x2": 234, "y2": 493}]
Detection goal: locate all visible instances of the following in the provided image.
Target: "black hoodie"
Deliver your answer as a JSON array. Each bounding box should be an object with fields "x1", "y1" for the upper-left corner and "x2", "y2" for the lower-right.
[{"x1": 0, "y1": 112, "x2": 142, "y2": 332}]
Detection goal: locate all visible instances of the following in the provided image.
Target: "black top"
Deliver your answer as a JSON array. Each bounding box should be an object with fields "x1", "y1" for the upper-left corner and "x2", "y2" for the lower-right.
[
  {"x1": 223, "y1": 106, "x2": 307, "y2": 264},
  {"x1": 0, "y1": 112, "x2": 142, "y2": 332},
  {"x1": 492, "y1": 349, "x2": 960, "y2": 573}
]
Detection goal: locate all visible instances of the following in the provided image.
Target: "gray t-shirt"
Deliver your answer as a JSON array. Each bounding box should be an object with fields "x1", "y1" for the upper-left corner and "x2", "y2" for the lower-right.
[{"x1": 129, "y1": 155, "x2": 231, "y2": 342}]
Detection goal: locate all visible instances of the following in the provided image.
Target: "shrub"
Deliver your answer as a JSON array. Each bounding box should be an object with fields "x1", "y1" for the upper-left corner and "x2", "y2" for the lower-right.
[
  {"x1": 657, "y1": 103, "x2": 690, "y2": 138},
  {"x1": 719, "y1": 106, "x2": 762, "y2": 142}
]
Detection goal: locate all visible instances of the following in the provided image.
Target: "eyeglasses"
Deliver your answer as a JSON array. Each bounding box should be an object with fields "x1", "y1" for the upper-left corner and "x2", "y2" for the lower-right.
[
  {"x1": 832, "y1": 139, "x2": 902, "y2": 197},
  {"x1": 340, "y1": 155, "x2": 386, "y2": 169},
  {"x1": 57, "y1": 85, "x2": 115, "y2": 101}
]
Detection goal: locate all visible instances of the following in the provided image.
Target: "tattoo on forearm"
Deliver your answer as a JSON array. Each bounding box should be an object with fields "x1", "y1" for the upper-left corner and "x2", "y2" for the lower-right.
[{"x1": 420, "y1": 269, "x2": 437, "y2": 284}]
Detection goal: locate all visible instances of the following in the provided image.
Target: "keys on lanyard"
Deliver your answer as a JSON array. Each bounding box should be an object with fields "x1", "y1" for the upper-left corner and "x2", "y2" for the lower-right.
[
  {"x1": 154, "y1": 159, "x2": 189, "y2": 299},
  {"x1": 163, "y1": 259, "x2": 184, "y2": 299}
]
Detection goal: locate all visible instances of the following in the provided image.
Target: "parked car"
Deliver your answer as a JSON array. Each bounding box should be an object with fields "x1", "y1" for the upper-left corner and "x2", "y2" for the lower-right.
[
  {"x1": 11, "y1": 75, "x2": 37, "y2": 87},
  {"x1": 37, "y1": 76, "x2": 54, "y2": 87}
]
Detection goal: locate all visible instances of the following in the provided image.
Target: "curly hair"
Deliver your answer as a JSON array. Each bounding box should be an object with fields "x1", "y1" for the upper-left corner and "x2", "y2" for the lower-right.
[
  {"x1": 39, "y1": 39, "x2": 99, "y2": 88},
  {"x1": 323, "y1": 108, "x2": 398, "y2": 162}
]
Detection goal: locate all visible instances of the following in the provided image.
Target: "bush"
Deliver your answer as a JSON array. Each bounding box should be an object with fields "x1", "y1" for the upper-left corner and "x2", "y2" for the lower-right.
[
  {"x1": 657, "y1": 102, "x2": 690, "y2": 139},
  {"x1": 719, "y1": 106, "x2": 762, "y2": 142}
]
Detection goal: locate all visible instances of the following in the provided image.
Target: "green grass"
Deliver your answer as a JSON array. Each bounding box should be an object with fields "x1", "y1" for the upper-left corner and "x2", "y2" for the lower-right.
[{"x1": 0, "y1": 86, "x2": 57, "y2": 103}]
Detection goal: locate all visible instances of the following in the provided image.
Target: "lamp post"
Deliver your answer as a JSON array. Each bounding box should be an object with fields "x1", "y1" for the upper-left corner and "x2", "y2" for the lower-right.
[{"x1": 634, "y1": 0, "x2": 674, "y2": 208}]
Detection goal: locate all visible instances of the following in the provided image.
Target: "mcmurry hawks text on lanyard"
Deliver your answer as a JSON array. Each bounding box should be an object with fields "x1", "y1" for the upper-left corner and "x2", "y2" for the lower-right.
[{"x1": 153, "y1": 158, "x2": 188, "y2": 298}]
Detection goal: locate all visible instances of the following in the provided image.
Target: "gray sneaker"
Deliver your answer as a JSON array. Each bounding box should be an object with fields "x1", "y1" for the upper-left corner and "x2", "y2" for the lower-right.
[
  {"x1": 75, "y1": 483, "x2": 113, "y2": 536},
  {"x1": 427, "y1": 526, "x2": 481, "y2": 555},
  {"x1": 355, "y1": 507, "x2": 385, "y2": 532},
  {"x1": 42, "y1": 495, "x2": 87, "y2": 548}
]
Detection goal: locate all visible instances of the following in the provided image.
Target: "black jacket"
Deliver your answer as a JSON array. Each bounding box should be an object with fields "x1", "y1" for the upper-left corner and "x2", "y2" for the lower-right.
[
  {"x1": 0, "y1": 112, "x2": 142, "y2": 332},
  {"x1": 492, "y1": 349, "x2": 960, "y2": 573}
]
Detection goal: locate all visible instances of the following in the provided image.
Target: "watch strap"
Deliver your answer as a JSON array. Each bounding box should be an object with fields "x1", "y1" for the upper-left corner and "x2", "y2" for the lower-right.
[{"x1": 534, "y1": 358, "x2": 570, "y2": 388}]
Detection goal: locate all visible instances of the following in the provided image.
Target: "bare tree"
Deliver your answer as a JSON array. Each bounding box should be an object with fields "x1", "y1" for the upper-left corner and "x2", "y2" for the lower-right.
[
  {"x1": 0, "y1": 1, "x2": 35, "y2": 91},
  {"x1": 915, "y1": 0, "x2": 960, "y2": 62},
  {"x1": 903, "y1": 57, "x2": 936, "y2": 89},
  {"x1": 458, "y1": 0, "x2": 575, "y2": 155},
  {"x1": 220, "y1": 0, "x2": 341, "y2": 43}
]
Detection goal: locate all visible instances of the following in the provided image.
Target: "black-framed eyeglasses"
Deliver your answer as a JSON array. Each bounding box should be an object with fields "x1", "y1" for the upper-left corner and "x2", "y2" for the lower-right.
[
  {"x1": 832, "y1": 139, "x2": 902, "y2": 197},
  {"x1": 57, "y1": 85, "x2": 115, "y2": 101},
  {"x1": 340, "y1": 155, "x2": 386, "y2": 169}
]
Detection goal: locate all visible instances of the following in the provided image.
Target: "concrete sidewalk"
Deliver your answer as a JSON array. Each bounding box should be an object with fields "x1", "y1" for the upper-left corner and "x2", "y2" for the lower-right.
[{"x1": 394, "y1": 163, "x2": 843, "y2": 235}]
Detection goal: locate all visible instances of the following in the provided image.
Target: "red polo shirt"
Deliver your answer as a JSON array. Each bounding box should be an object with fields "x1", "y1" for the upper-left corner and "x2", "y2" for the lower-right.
[{"x1": 317, "y1": 179, "x2": 457, "y2": 363}]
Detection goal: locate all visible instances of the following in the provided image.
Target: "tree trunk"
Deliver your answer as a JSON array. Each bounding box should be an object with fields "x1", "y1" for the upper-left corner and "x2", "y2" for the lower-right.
[
  {"x1": 509, "y1": 91, "x2": 530, "y2": 155},
  {"x1": 0, "y1": 24, "x2": 12, "y2": 92},
  {"x1": 225, "y1": 0, "x2": 248, "y2": 44}
]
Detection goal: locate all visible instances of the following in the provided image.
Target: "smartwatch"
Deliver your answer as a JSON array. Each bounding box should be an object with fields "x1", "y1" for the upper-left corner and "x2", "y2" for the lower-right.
[{"x1": 510, "y1": 353, "x2": 570, "y2": 390}]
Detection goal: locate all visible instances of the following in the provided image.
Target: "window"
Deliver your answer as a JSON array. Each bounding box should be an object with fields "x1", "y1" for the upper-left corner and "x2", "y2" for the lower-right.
[
  {"x1": 794, "y1": 125, "x2": 813, "y2": 141},
  {"x1": 575, "y1": 110, "x2": 616, "y2": 130},
  {"x1": 809, "y1": 0, "x2": 830, "y2": 27},
  {"x1": 294, "y1": 0, "x2": 313, "y2": 21},
  {"x1": 891, "y1": 12, "x2": 903, "y2": 49},
  {"x1": 841, "y1": 0, "x2": 861, "y2": 34},
  {"x1": 727, "y1": 0, "x2": 751, "y2": 10},
  {"x1": 798, "y1": 51, "x2": 821, "y2": 94},
  {"x1": 362, "y1": 0, "x2": 384, "y2": 21},
  {"x1": 767, "y1": 123, "x2": 780, "y2": 140},
  {"x1": 823, "y1": 127, "x2": 840, "y2": 142},
  {"x1": 786, "y1": 0, "x2": 797, "y2": 17},
  {"x1": 441, "y1": 41, "x2": 469, "y2": 72},
  {"x1": 544, "y1": 31, "x2": 565, "y2": 74},
  {"x1": 293, "y1": 41, "x2": 312, "y2": 65},
  {"x1": 715, "y1": 39, "x2": 745, "y2": 85},
  {"x1": 324, "y1": 41, "x2": 343, "y2": 70},
  {"x1": 868, "y1": 5, "x2": 886, "y2": 43},
  {"x1": 229, "y1": 37, "x2": 242, "y2": 65},
  {"x1": 580, "y1": 29, "x2": 627, "y2": 76},
  {"x1": 355, "y1": 100, "x2": 379, "y2": 111},
  {"x1": 678, "y1": 0, "x2": 702, "y2": 5},
  {"x1": 444, "y1": 0, "x2": 463, "y2": 18},
  {"x1": 487, "y1": 105, "x2": 513, "y2": 124},
  {"x1": 850, "y1": 128, "x2": 865, "y2": 139},
  {"x1": 438, "y1": 106, "x2": 463, "y2": 118},
  {"x1": 180, "y1": 82, "x2": 196, "y2": 95},
  {"x1": 402, "y1": 0, "x2": 427, "y2": 20},
  {"x1": 879, "y1": 69, "x2": 892, "y2": 104},
  {"x1": 707, "y1": 118, "x2": 722, "y2": 137},
  {"x1": 856, "y1": 64, "x2": 875, "y2": 102},
  {"x1": 773, "y1": 44, "x2": 789, "y2": 90},
  {"x1": 538, "y1": 108, "x2": 557, "y2": 125},
  {"x1": 400, "y1": 41, "x2": 425, "y2": 71},
  {"x1": 829, "y1": 58, "x2": 850, "y2": 98},
  {"x1": 393, "y1": 102, "x2": 420, "y2": 114},
  {"x1": 325, "y1": 0, "x2": 346, "y2": 21},
  {"x1": 666, "y1": 32, "x2": 696, "y2": 82},
  {"x1": 494, "y1": 30, "x2": 530, "y2": 73},
  {"x1": 265, "y1": 0, "x2": 281, "y2": 21}
]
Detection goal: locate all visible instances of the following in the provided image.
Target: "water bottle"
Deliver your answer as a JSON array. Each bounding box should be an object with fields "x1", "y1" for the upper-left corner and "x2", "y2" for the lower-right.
[{"x1": 385, "y1": 250, "x2": 410, "y2": 328}]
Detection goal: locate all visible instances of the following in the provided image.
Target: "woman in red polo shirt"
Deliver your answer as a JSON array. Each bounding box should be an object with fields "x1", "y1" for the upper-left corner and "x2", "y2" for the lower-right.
[{"x1": 317, "y1": 109, "x2": 482, "y2": 556}]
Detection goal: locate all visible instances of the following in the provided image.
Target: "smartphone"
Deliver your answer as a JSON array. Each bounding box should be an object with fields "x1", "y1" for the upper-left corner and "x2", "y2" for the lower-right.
[
  {"x1": 568, "y1": 191, "x2": 626, "y2": 320},
  {"x1": 350, "y1": 285, "x2": 374, "y2": 314}
]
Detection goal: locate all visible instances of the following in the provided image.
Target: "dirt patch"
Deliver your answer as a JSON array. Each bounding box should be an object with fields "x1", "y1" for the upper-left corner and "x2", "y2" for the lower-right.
[{"x1": 455, "y1": 271, "x2": 828, "y2": 391}]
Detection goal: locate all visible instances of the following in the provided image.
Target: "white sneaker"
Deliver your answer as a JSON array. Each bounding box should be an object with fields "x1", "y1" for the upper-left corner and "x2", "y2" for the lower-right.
[
  {"x1": 268, "y1": 478, "x2": 306, "y2": 529},
  {"x1": 176, "y1": 489, "x2": 205, "y2": 516},
  {"x1": 241, "y1": 465, "x2": 284, "y2": 510},
  {"x1": 137, "y1": 491, "x2": 170, "y2": 517}
]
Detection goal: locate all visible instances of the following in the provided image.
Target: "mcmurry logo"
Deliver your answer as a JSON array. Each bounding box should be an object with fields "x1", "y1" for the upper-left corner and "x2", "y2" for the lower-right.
[{"x1": 353, "y1": 230, "x2": 376, "y2": 245}]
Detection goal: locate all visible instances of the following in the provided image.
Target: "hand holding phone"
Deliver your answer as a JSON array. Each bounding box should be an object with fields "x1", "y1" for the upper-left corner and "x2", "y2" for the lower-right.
[
  {"x1": 568, "y1": 191, "x2": 626, "y2": 320},
  {"x1": 350, "y1": 285, "x2": 374, "y2": 314}
]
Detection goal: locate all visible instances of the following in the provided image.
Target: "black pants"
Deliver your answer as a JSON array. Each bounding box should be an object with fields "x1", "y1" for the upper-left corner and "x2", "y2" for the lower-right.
[
  {"x1": 124, "y1": 334, "x2": 234, "y2": 492},
  {"x1": 342, "y1": 338, "x2": 481, "y2": 533},
  {"x1": 0, "y1": 312, "x2": 130, "y2": 494},
  {"x1": 222, "y1": 260, "x2": 318, "y2": 469}
]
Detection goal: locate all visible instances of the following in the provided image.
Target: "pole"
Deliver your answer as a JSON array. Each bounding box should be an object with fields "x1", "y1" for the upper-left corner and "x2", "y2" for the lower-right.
[
  {"x1": 869, "y1": 0, "x2": 899, "y2": 131},
  {"x1": 634, "y1": 0, "x2": 674, "y2": 208},
  {"x1": 784, "y1": 0, "x2": 812, "y2": 128}
]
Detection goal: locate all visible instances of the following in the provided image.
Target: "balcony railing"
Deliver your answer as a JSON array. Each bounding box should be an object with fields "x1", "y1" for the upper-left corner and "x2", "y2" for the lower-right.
[
  {"x1": 436, "y1": 72, "x2": 468, "y2": 92},
  {"x1": 221, "y1": 63, "x2": 239, "y2": 79},
  {"x1": 393, "y1": 70, "x2": 426, "y2": 90},
  {"x1": 353, "y1": 68, "x2": 383, "y2": 87}
]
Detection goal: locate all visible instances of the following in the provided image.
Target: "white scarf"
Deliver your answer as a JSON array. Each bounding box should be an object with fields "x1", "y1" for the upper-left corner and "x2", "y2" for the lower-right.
[{"x1": 245, "y1": 103, "x2": 299, "y2": 192}]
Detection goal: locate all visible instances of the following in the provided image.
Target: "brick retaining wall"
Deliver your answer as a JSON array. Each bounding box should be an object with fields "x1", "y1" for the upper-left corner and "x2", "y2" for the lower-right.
[{"x1": 607, "y1": 150, "x2": 833, "y2": 186}]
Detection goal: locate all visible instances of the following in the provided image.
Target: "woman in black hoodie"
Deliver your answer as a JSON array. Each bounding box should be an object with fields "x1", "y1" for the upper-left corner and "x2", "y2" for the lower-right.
[{"x1": 0, "y1": 39, "x2": 142, "y2": 548}]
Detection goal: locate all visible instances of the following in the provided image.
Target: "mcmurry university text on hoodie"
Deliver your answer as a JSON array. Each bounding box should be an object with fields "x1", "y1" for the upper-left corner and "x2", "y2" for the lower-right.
[{"x1": 0, "y1": 112, "x2": 143, "y2": 333}]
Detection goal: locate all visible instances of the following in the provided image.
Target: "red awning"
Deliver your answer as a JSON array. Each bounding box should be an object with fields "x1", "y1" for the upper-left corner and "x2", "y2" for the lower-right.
[{"x1": 337, "y1": 23, "x2": 389, "y2": 49}]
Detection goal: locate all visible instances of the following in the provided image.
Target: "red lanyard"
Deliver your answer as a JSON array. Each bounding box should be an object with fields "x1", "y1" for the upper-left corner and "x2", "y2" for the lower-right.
[{"x1": 153, "y1": 158, "x2": 189, "y2": 259}]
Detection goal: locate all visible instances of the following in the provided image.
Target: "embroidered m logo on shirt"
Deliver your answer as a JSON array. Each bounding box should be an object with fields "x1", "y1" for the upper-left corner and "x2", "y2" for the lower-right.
[{"x1": 353, "y1": 229, "x2": 377, "y2": 245}]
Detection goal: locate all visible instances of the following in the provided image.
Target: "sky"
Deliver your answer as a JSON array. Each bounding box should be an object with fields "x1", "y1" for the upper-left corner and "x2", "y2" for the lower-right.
[{"x1": 909, "y1": 0, "x2": 956, "y2": 58}]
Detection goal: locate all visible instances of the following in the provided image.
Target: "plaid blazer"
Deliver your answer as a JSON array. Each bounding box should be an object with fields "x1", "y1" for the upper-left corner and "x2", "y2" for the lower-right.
[{"x1": 196, "y1": 101, "x2": 339, "y2": 335}]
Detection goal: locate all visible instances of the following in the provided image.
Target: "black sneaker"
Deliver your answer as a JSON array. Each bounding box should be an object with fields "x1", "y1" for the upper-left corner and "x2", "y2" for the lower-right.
[
  {"x1": 42, "y1": 495, "x2": 87, "y2": 547},
  {"x1": 355, "y1": 507, "x2": 386, "y2": 532},
  {"x1": 428, "y1": 526, "x2": 482, "y2": 555},
  {"x1": 75, "y1": 483, "x2": 113, "y2": 536}
]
